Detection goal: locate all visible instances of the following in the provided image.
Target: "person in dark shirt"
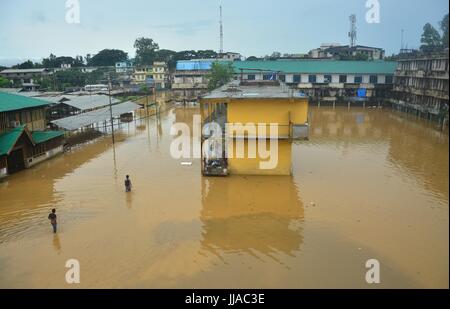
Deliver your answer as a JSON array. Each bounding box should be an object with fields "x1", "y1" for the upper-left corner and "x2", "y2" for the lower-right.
[
  {"x1": 48, "y1": 209, "x2": 57, "y2": 234},
  {"x1": 125, "y1": 175, "x2": 132, "y2": 192}
]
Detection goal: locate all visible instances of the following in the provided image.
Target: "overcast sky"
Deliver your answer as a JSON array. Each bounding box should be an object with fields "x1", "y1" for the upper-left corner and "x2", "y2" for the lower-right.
[{"x1": 0, "y1": 0, "x2": 448, "y2": 66}]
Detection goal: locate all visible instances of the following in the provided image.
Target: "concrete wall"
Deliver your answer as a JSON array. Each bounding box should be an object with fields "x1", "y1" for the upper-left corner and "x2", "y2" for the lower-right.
[
  {"x1": 227, "y1": 98, "x2": 309, "y2": 138},
  {"x1": 227, "y1": 139, "x2": 292, "y2": 176},
  {"x1": 225, "y1": 98, "x2": 308, "y2": 175},
  {"x1": 25, "y1": 145, "x2": 63, "y2": 168}
]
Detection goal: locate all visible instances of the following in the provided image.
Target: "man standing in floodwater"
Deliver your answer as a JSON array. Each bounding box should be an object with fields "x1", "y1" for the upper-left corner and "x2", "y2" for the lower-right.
[
  {"x1": 125, "y1": 175, "x2": 132, "y2": 192},
  {"x1": 48, "y1": 209, "x2": 57, "y2": 234}
]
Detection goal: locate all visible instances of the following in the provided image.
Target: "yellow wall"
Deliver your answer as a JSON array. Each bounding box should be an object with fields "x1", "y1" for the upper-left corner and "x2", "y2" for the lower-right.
[
  {"x1": 200, "y1": 97, "x2": 308, "y2": 176},
  {"x1": 227, "y1": 139, "x2": 292, "y2": 176},
  {"x1": 228, "y1": 98, "x2": 308, "y2": 126}
]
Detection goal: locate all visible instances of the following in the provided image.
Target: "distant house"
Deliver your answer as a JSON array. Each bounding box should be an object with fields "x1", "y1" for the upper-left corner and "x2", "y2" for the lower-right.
[
  {"x1": 232, "y1": 60, "x2": 396, "y2": 101},
  {"x1": 0, "y1": 92, "x2": 65, "y2": 178},
  {"x1": 172, "y1": 60, "x2": 218, "y2": 99},
  {"x1": 80, "y1": 67, "x2": 98, "y2": 74},
  {"x1": 219, "y1": 52, "x2": 242, "y2": 61},
  {"x1": 152, "y1": 62, "x2": 169, "y2": 90},
  {"x1": 0, "y1": 68, "x2": 52, "y2": 91},
  {"x1": 132, "y1": 66, "x2": 152, "y2": 85},
  {"x1": 44, "y1": 95, "x2": 121, "y2": 121},
  {"x1": 115, "y1": 60, "x2": 134, "y2": 73},
  {"x1": 131, "y1": 62, "x2": 169, "y2": 90},
  {"x1": 309, "y1": 45, "x2": 385, "y2": 60}
]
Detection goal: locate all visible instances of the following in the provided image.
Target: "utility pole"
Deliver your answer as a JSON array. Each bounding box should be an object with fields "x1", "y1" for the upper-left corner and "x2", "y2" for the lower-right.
[
  {"x1": 146, "y1": 84, "x2": 149, "y2": 117},
  {"x1": 154, "y1": 80, "x2": 158, "y2": 116},
  {"x1": 108, "y1": 75, "x2": 115, "y2": 144}
]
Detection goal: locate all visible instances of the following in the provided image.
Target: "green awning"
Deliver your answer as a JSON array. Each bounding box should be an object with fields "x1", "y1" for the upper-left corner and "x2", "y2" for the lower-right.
[
  {"x1": 0, "y1": 125, "x2": 26, "y2": 156},
  {"x1": 0, "y1": 126, "x2": 64, "y2": 156}
]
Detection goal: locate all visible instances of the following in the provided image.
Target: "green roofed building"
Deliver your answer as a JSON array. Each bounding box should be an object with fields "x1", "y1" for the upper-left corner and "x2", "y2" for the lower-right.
[
  {"x1": 233, "y1": 60, "x2": 397, "y2": 75},
  {"x1": 0, "y1": 92, "x2": 65, "y2": 179},
  {"x1": 173, "y1": 59, "x2": 397, "y2": 102},
  {"x1": 0, "y1": 92, "x2": 50, "y2": 133},
  {"x1": 232, "y1": 60, "x2": 397, "y2": 102}
]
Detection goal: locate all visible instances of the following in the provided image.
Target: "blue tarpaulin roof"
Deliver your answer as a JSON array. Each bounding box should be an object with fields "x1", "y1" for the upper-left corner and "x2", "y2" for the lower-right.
[{"x1": 176, "y1": 60, "x2": 215, "y2": 71}]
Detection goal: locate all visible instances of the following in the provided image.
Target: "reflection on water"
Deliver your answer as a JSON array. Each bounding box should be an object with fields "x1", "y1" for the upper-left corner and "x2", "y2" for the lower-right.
[
  {"x1": 307, "y1": 108, "x2": 448, "y2": 199},
  {"x1": 0, "y1": 106, "x2": 448, "y2": 288},
  {"x1": 52, "y1": 234, "x2": 61, "y2": 254},
  {"x1": 200, "y1": 176, "x2": 303, "y2": 263},
  {"x1": 125, "y1": 192, "x2": 133, "y2": 209},
  {"x1": 0, "y1": 135, "x2": 122, "y2": 243}
]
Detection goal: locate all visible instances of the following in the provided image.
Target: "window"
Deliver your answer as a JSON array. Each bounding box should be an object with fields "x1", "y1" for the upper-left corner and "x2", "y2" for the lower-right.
[
  {"x1": 354, "y1": 76, "x2": 363, "y2": 83},
  {"x1": 339, "y1": 75, "x2": 347, "y2": 83},
  {"x1": 293, "y1": 75, "x2": 301, "y2": 83},
  {"x1": 324, "y1": 75, "x2": 332, "y2": 83},
  {"x1": 278, "y1": 75, "x2": 286, "y2": 82},
  {"x1": 247, "y1": 74, "x2": 256, "y2": 81},
  {"x1": 370, "y1": 75, "x2": 378, "y2": 84},
  {"x1": 385, "y1": 75, "x2": 393, "y2": 84},
  {"x1": 263, "y1": 74, "x2": 276, "y2": 81},
  {"x1": 308, "y1": 75, "x2": 317, "y2": 83}
]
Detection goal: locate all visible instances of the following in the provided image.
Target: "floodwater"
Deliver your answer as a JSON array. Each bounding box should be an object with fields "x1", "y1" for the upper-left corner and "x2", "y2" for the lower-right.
[{"x1": 0, "y1": 106, "x2": 448, "y2": 288}]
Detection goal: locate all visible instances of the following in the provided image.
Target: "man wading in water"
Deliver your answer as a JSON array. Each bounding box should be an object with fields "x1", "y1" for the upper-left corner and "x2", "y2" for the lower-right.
[
  {"x1": 48, "y1": 209, "x2": 57, "y2": 234},
  {"x1": 125, "y1": 175, "x2": 132, "y2": 192}
]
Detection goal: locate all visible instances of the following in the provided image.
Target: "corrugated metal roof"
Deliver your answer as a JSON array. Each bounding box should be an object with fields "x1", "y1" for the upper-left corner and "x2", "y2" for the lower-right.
[
  {"x1": 1, "y1": 68, "x2": 49, "y2": 74},
  {"x1": 0, "y1": 92, "x2": 50, "y2": 113},
  {"x1": 50, "y1": 95, "x2": 121, "y2": 111},
  {"x1": 31, "y1": 131, "x2": 65, "y2": 144},
  {"x1": 0, "y1": 126, "x2": 27, "y2": 156},
  {"x1": 176, "y1": 60, "x2": 215, "y2": 71},
  {"x1": 51, "y1": 101, "x2": 140, "y2": 131},
  {"x1": 232, "y1": 60, "x2": 397, "y2": 74}
]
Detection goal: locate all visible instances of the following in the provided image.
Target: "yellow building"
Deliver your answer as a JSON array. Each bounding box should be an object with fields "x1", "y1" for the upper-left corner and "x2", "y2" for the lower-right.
[{"x1": 199, "y1": 80, "x2": 309, "y2": 176}]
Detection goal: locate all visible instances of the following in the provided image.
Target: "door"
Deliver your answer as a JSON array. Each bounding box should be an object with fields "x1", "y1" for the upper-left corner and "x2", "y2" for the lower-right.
[{"x1": 7, "y1": 148, "x2": 25, "y2": 174}]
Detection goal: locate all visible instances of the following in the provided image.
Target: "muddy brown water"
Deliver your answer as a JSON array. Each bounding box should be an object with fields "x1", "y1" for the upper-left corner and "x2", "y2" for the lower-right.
[{"x1": 0, "y1": 106, "x2": 448, "y2": 288}]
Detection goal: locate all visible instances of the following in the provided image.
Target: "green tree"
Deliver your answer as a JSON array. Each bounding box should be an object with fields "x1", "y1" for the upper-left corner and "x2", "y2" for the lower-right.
[
  {"x1": 42, "y1": 54, "x2": 57, "y2": 68},
  {"x1": 175, "y1": 50, "x2": 197, "y2": 61},
  {"x1": 420, "y1": 23, "x2": 442, "y2": 51},
  {"x1": 154, "y1": 49, "x2": 177, "y2": 70},
  {"x1": 88, "y1": 49, "x2": 128, "y2": 67},
  {"x1": 42, "y1": 54, "x2": 85, "y2": 68},
  {"x1": 12, "y1": 60, "x2": 36, "y2": 69},
  {"x1": 0, "y1": 76, "x2": 10, "y2": 88},
  {"x1": 196, "y1": 50, "x2": 218, "y2": 59},
  {"x1": 440, "y1": 14, "x2": 449, "y2": 48},
  {"x1": 246, "y1": 56, "x2": 259, "y2": 61},
  {"x1": 85, "y1": 54, "x2": 92, "y2": 65},
  {"x1": 207, "y1": 62, "x2": 235, "y2": 90},
  {"x1": 134, "y1": 37, "x2": 159, "y2": 65}
]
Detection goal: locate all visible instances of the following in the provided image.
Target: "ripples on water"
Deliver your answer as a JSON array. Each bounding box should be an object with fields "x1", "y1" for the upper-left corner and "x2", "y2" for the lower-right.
[{"x1": 0, "y1": 106, "x2": 448, "y2": 288}]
